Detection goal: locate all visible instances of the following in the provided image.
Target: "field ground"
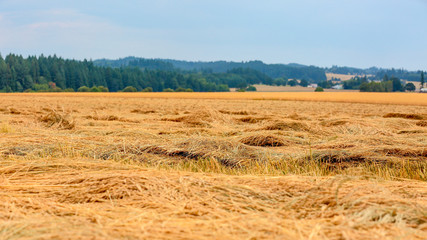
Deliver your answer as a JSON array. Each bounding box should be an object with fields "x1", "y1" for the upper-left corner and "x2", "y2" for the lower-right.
[
  {"x1": 326, "y1": 73, "x2": 358, "y2": 81},
  {"x1": 0, "y1": 92, "x2": 426, "y2": 239}
]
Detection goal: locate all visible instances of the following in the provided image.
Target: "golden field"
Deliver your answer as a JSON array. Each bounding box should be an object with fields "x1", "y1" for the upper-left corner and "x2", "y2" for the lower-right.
[
  {"x1": 0, "y1": 92, "x2": 426, "y2": 239},
  {"x1": 5, "y1": 91, "x2": 427, "y2": 105}
]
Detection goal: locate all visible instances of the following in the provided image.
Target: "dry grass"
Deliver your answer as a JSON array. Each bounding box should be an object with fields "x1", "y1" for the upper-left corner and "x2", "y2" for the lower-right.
[
  {"x1": 263, "y1": 121, "x2": 309, "y2": 131},
  {"x1": 0, "y1": 93, "x2": 426, "y2": 239},
  {"x1": 163, "y1": 109, "x2": 232, "y2": 127},
  {"x1": 0, "y1": 158, "x2": 425, "y2": 240},
  {"x1": 240, "y1": 134, "x2": 286, "y2": 147},
  {"x1": 38, "y1": 109, "x2": 75, "y2": 130},
  {"x1": 383, "y1": 113, "x2": 426, "y2": 120},
  {"x1": 416, "y1": 121, "x2": 427, "y2": 127}
]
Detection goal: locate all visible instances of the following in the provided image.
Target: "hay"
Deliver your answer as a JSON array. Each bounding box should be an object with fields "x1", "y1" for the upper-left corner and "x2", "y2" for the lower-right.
[
  {"x1": 397, "y1": 129, "x2": 426, "y2": 134},
  {"x1": 237, "y1": 116, "x2": 267, "y2": 123},
  {"x1": 219, "y1": 110, "x2": 250, "y2": 115},
  {"x1": 377, "y1": 148, "x2": 427, "y2": 158},
  {"x1": 313, "y1": 151, "x2": 367, "y2": 164},
  {"x1": 320, "y1": 119, "x2": 349, "y2": 127},
  {"x1": 2, "y1": 146, "x2": 30, "y2": 156},
  {"x1": 8, "y1": 108, "x2": 21, "y2": 115},
  {"x1": 313, "y1": 143, "x2": 356, "y2": 149},
  {"x1": 118, "y1": 137, "x2": 266, "y2": 167},
  {"x1": 263, "y1": 121, "x2": 309, "y2": 131},
  {"x1": 85, "y1": 115, "x2": 140, "y2": 123},
  {"x1": 416, "y1": 120, "x2": 427, "y2": 127},
  {"x1": 240, "y1": 134, "x2": 286, "y2": 147},
  {"x1": 38, "y1": 110, "x2": 75, "y2": 130},
  {"x1": 0, "y1": 158, "x2": 425, "y2": 240},
  {"x1": 383, "y1": 113, "x2": 425, "y2": 120},
  {"x1": 85, "y1": 115, "x2": 119, "y2": 121},
  {"x1": 163, "y1": 109, "x2": 231, "y2": 127},
  {"x1": 2, "y1": 92, "x2": 427, "y2": 239},
  {"x1": 130, "y1": 109, "x2": 156, "y2": 114},
  {"x1": 310, "y1": 151, "x2": 371, "y2": 170}
]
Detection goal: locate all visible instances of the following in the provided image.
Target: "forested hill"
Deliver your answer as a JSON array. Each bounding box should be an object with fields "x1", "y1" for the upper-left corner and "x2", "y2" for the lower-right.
[
  {"x1": 94, "y1": 57, "x2": 327, "y2": 82},
  {"x1": 0, "y1": 54, "x2": 276, "y2": 92}
]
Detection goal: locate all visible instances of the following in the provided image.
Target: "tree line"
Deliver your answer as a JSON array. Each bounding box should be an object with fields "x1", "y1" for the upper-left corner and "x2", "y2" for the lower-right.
[
  {"x1": 317, "y1": 73, "x2": 423, "y2": 92},
  {"x1": 94, "y1": 58, "x2": 327, "y2": 82},
  {"x1": 327, "y1": 66, "x2": 424, "y2": 82},
  {"x1": 342, "y1": 75, "x2": 419, "y2": 92},
  {"x1": 0, "y1": 54, "x2": 277, "y2": 93}
]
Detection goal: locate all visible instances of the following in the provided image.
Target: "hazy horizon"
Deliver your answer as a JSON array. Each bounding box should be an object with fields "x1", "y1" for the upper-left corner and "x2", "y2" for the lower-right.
[{"x1": 1, "y1": 0, "x2": 426, "y2": 71}]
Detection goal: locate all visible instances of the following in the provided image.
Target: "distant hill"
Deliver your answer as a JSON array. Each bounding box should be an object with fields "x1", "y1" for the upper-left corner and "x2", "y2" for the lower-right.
[{"x1": 94, "y1": 58, "x2": 327, "y2": 82}]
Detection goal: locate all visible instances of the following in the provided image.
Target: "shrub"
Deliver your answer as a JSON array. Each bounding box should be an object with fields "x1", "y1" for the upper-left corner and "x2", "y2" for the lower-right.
[
  {"x1": 236, "y1": 88, "x2": 246, "y2": 92},
  {"x1": 90, "y1": 86, "x2": 101, "y2": 92},
  {"x1": 98, "y1": 86, "x2": 109, "y2": 92},
  {"x1": 246, "y1": 85, "x2": 257, "y2": 91},
  {"x1": 63, "y1": 88, "x2": 75, "y2": 92},
  {"x1": 33, "y1": 83, "x2": 50, "y2": 91},
  {"x1": 315, "y1": 87, "x2": 324, "y2": 92},
  {"x1": 142, "y1": 87, "x2": 153, "y2": 92},
  {"x1": 122, "y1": 86, "x2": 137, "y2": 92},
  {"x1": 78, "y1": 86, "x2": 90, "y2": 92},
  {"x1": 48, "y1": 87, "x2": 63, "y2": 92},
  {"x1": 185, "y1": 88, "x2": 194, "y2": 92},
  {"x1": 163, "y1": 88, "x2": 174, "y2": 92},
  {"x1": 175, "y1": 87, "x2": 187, "y2": 92}
]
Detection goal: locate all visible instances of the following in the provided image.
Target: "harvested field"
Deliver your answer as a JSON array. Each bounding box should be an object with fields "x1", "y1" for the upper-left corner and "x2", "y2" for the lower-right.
[
  {"x1": 0, "y1": 93, "x2": 426, "y2": 239},
  {"x1": 4, "y1": 91, "x2": 427, "y2": 106}
]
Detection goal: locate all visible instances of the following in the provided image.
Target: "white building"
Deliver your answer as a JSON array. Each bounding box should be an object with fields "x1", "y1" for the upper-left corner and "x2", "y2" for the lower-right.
[{"x1": 421, "y1": 88, "x2": 427, "y2": 93}]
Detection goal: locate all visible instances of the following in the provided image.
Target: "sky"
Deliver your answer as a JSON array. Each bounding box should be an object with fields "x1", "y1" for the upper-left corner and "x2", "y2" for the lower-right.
[{"x1": 0, "y1": 0, "x2": 426, "y2": 70}]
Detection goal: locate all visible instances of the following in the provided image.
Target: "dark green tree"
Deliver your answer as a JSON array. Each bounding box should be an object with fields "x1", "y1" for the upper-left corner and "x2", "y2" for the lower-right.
[
  {"x1": 299, "y1": 79, "x2": 308, "y2": 87},
  {"x1": 391, "y1": 76, "x2": 403, "y2": 92},
  {"x1": 288, "y1": 79, "x2": 297, "y2": 86},
  {"x1": 405, "y1": 83, "x2": 416, "y2": 92}
]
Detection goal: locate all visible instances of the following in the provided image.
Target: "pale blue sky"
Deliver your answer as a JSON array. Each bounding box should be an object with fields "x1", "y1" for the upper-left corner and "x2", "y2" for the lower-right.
[{"x1": 0, "y1": 0, "x2": 426, "y2": 70}]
